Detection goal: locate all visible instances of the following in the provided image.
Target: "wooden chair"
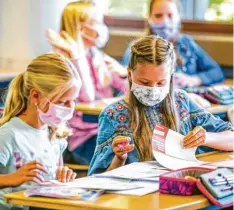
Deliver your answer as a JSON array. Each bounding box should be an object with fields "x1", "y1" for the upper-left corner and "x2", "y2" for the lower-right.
[{"x1": 65, "y1": 163, "x2": 89, "y2": 171}]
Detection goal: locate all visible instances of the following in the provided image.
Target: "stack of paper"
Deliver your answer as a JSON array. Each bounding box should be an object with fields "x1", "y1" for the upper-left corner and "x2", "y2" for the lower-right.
[{"x1": 94, "y1": 161, "x2": 169, "y2": 196}]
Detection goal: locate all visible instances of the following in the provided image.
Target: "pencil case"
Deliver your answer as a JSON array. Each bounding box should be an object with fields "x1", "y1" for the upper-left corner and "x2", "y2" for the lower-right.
[
  {"x1": 159, "y1": 167, "x2": 234, "y2": 208},
  {"x1": 159, "y1": 167, "x2": 214, "y2": 196},
  {"x1": 205, "y1": 85, "x2": 234, "y2": 105},
  {"x1": 196, "y1": 168, "x2": 233, "y2": 208}
]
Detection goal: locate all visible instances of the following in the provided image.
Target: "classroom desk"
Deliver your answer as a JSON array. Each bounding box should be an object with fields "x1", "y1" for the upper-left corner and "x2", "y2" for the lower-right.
[
  {"x1": 4, "y1": 152, "x2": 233, "y2": 210},
  {"x1": 75, "y1": 78, "x2": 233, "y2": 116},
  {"x1": 75, "y1": 98, "x2": 233, "y2": 116}
]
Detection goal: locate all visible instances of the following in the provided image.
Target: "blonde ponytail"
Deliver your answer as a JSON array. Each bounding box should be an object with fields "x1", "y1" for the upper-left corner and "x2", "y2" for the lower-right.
[{"x1": 0, "y1": 73, "x2": 28, "y2": 126}]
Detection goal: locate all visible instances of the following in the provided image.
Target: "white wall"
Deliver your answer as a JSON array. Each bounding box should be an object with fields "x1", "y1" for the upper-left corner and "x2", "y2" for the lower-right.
[{"x1": 0, "y1": 0, "x2": 67, "y2": 71}]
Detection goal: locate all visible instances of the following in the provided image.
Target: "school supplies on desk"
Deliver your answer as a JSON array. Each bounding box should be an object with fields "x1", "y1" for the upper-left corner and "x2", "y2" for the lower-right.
[
  {"x1": 159, "y1": 167, "x2": 234, "y2": 208},
  {"x1": 197, "y1": 168, "x2": 234, "y2": 208},
  {"x1": 40, "y1": 177, "x2": 142, "y2": 191},
  {"x1": 205, "y1": 85, "x2": 234, "y2": 105},
  {"x1": 25, "y1": 186, "x2": 86, "y2": 199},
  {"x1": 94, "y1": 161, "x2": 168, "y2": 196},
  {"x1": 95, "y1": 161, "x2": 169, "y2": 180}
]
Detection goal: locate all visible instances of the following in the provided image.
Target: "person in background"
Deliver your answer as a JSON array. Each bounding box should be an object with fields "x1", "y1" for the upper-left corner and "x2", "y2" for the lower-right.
[
  {"x1": 89, "y1": 36, "x2": 233, "y2": 175},
  {"x1": 46, "y1": 1, "x2": 128, "y2": 165},
  {"x1": 0, "y1": 53, "x2": 79, "y2": 209},
  {"x1": 121, "y1": 0, "x2": 224, "y2": 88}
]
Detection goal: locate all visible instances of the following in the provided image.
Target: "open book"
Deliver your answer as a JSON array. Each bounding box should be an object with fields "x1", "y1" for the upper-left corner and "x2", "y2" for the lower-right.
[{"x1": 152, "y1": 125, "x2": 208, "y2": 170}]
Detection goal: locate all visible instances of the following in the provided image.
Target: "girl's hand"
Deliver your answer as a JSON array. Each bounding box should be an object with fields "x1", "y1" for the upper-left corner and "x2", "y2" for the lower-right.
[
  {"x1": 56, "y1": 166, "x2": 77, "y2": 183},
  {"x1": 46, "y1": 29, "x2": 83, "y2": 59},
  {"x1": 7, "y1": 161, "x2": 48, "y2": 187},
  {"x1": 183, "y1": 126, "x2": 206, "y2": 148},
  {"x1": 112, "y1": 136, "x2": 134, "y2": 161}
]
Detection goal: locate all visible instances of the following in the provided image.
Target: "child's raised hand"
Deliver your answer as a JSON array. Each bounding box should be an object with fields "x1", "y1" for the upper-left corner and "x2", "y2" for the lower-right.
[
  {"x1": 8, "y1": 161, "x2": 48, "y2": 187},
  {"x1": 46, "y1": 29, "x2": 79, "y2": 59},
  {"x1": 112, "y1": 136, "x2": 134, "y2": 161},
  {"x1": 56, "y1": 166, "x2": 77, "y2": 183},
  {"x1": 183, "y1": 126, "x2": 206, "y2": 148}
]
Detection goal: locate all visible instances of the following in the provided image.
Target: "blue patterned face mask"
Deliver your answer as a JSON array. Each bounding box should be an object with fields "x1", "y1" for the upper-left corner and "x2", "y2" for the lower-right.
[
  {"x1": 131, "y1": 81, "x2": 169, "y2": 106},
  {"x1": 149, "y1": 22, "x2": 180, "y2": 40}
]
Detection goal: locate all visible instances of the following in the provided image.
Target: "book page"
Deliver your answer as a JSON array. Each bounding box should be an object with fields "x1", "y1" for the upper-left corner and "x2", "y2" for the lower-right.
[
  {"x1": 153, "y1": 150, "x2": 204, "y2": 170},
  {"x1": 152, "y1": 125, "x2": 197, "y2": 161},
  {"x1": 96, "y1": 161, "x2": 169, "y2": 180}
]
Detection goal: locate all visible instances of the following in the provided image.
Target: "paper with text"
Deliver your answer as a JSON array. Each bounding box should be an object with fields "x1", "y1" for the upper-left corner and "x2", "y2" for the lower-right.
[{"x1": 152, "y1": 125, "x2": 204, "y2": 170}]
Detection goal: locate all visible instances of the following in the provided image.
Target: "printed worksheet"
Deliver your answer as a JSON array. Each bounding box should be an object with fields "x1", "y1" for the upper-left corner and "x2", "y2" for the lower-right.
[{"x1": 152, "y1": 125, "x2": 204, "y2": 170}]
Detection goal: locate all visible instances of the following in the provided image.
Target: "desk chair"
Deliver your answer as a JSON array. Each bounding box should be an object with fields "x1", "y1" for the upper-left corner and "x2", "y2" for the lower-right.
[
  {"x1": 227, "y1": 107, "x2": 234, "y2": 126},
  {"x1": 64, "y1": 163, "x2": 89, "y2": 178}
]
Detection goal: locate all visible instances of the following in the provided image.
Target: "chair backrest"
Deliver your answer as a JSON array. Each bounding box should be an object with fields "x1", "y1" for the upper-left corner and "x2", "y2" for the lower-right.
[{"x1": 227, "y1": 107, "x2": 234, "y2": 126}]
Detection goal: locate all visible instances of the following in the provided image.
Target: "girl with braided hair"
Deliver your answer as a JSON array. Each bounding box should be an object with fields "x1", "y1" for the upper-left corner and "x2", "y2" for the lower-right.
[{"x1": 88, "y1": 36, "x2": 233, "y2": 175}]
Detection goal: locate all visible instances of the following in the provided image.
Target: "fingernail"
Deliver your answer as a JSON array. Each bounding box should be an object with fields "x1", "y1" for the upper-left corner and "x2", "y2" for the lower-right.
[{"x1": 63, "y1": 179, "x2": 66, "y2": 183}]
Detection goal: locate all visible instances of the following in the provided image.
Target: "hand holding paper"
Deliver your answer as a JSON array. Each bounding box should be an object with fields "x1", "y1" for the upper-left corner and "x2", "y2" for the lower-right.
[{"x1": 183, "y1": 126, "x2": 206, "y2": 148}]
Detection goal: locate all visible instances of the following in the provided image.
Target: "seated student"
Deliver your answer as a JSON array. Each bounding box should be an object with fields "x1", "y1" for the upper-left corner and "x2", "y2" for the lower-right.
[
  {"x1": 88, "y1": 36, "x2": 234, "y2": 175},
  {"x1": 0, "y1": 53, "x2": 79, "y2": 209},
  {"x1": 47, "y1": 1, "x2": 128, "y2": 165},
  {"x1": 121, "y1": 0, "x2": 224, "y2": 87}
]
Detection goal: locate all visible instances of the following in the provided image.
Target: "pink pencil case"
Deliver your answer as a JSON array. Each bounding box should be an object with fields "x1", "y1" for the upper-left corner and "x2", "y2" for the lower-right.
[
  {"x1": 159, "y1": 167, "x2": 233, "y2": 208},
  {"x1": 159, "y1": 167, "x2": 213, "y2": 196}
]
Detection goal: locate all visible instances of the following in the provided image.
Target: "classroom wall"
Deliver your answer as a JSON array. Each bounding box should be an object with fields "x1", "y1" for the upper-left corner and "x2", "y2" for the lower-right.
[
  {"x1": 0, "y1": 0, "x2": 67, "y2": 71},
  {"x1": 103, "y1": 28, "x2": 233, "y2": 67}
]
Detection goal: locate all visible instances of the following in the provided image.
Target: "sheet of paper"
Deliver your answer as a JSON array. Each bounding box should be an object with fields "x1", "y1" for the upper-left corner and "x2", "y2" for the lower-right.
[
  {"x1": 152, "y1": 125, "x2": 197, "y2": 161},
  {"x1": 96, "y1": 161, "x2": 169, "y2": 180},
  {"x1": 153, "y1": 150, "x2": 208, "y2": 170},
  {"x1": 69, "y1": 177, "x2": 142, "y2": 191},
  {"x1": 107, "y1": 181, "x2": 159, "y2": 196}
]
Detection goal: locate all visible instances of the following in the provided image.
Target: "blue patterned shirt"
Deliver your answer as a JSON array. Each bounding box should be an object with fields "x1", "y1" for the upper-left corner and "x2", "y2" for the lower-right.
[{"x1": 88, "y1": 89, "x2": 233, "y2": 175}]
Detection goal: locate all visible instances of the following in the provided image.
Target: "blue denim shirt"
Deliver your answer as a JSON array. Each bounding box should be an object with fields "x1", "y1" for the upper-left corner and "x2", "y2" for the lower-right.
[
  {"x1": 121, "y1": 34, "x2": 224, "y2": 86},
  {"x1": 88, "y1": 89, "x2": 233, "y2": 175}
]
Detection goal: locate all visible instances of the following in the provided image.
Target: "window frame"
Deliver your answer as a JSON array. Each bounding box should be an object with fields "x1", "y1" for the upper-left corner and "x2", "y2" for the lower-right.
[{"x1": 104, "y1": 16, "x2": 233, "y2": 34}]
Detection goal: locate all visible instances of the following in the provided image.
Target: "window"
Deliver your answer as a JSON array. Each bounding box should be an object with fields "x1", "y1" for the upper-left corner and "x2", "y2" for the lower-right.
[{"x1": 106, "y1": 0, "x2": 234, "y2": 22}]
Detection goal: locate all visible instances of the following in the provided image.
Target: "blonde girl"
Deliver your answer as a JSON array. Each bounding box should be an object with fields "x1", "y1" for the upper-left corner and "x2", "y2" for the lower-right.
[{"x1": 0, "y1": 53, "x2": 80, "y2": 209}]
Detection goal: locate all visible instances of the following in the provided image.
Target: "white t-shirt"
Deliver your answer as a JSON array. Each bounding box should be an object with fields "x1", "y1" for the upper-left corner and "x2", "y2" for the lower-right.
[{"x1": 0, "y1": 117, "x2": 67, "y2": 210}]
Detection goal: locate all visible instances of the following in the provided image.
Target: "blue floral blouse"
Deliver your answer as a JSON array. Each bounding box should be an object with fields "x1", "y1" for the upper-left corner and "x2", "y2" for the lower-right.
[
  {"x1": 88, "y1": 89, "x2": 233, "y2": 175},
  {"x1": 121, "y1": 34, "x2": 224, "y2": 86}
]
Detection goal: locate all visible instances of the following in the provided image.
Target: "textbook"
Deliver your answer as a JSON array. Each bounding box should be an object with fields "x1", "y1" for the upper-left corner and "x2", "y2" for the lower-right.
[{"x1": 152, "y1": 125, "x2": 212, "y2": 170}]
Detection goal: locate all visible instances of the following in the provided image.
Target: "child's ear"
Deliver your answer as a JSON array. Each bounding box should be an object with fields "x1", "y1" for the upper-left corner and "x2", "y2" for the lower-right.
[
  {"x1": 29, "y1": 88, "x2": 40, "y2": 105},
  {"x1": 127, "y1": 67, "x2": 132, "y2": 82}
]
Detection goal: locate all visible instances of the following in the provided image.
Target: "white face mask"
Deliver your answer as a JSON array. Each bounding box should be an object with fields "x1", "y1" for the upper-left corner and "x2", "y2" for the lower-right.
[
  {"x1": 92, "y1": 23, "x2": 109, "y2": 48},
  {"x1": 131, "y1": 81, "x2": 169, "y2": 106},
  {"x1": 81, "y1": 23, "x2": 109, "y2": 48}
]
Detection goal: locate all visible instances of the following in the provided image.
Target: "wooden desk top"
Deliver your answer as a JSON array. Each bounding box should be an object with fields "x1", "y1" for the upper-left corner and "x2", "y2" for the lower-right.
[
  {"x1": 75, "y1": 79, "x2": 233, "y2": 115},
  {"x1": 4, "y1": 152, "x2": 233, "y2": 210},
  {"x1": 75, "y1": 99, "x2": 233, "y2": 116}
]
